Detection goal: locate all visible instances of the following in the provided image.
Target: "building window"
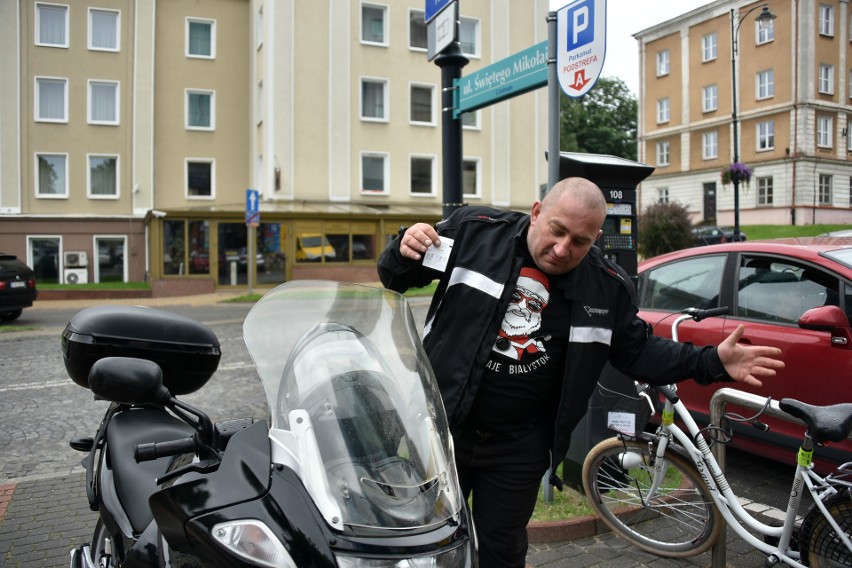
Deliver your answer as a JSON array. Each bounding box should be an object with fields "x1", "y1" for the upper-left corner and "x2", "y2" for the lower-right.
[
  {"x1": 361, "y1": 3, "x2": 387, "y2": 45},
  {"x1": 409, "y1": 9, "x2": 426, "y2": 50},
  {"x1": 657, "y1": 187, "x2": 669, "y2": 204},
  {"x1": 35, "y1": 77, "x2": 67, "y2": 122},
  {"x1": 410, "y1": 84, "x2": 434, "y2": 125},
  {"x1": 186, "y1": 90, "x2": 214, "y2": 130},
  {"x1": 756, "y1": 16, "x2": 774, "y2": 44},
  {"x1": 463, "y1": 158, "x2": 481, "y2": 198},
  {"x1": 88, "y1": 80, "x2": 119, "y2": 125},
  {"x1": 819, "y1": 64, "x2": 834, "y2": 94},
  {"x1": 186, "y1": 18, "x2": 215, "y2": 58},
  {"x1": 361, "y1": 152, "x2": 388, "y2": 194},
  {"x1": 757, "y1": 120, "x2": 775, "y2": 150},
  {"x1": 186, "y1": 159, "x2": 214, "y2": 198},
  {"x1": 757, "y1": 176, "x2": 773, "y2": 205},
  {"x1": 88, "y1": 155, "x2": 118, "y2": 198},
  {"x1": 460, "y1": 17, "x2": 480, "y2": 57},
  {"x1": 702, "y1": 130, "x2": 718, "y2": 160},
  {"x1": 656, "y1": 49, "x2": 670, "y2": 76},
  {"x1": 361, "y1": 78, "x2": 388, "y2": 121},
  {"x1": 410, "y1": 156, "x2": 435, "y2": 195},
  {"x1": 756, "y1": 69, "x2": 774, "y2": 99},
  {"x1": 36, "y1": 3, "x2": 68, "y2": 48},
  {"x1": 89, "y1": 8, "x2": 119, "y2": 51},
  {"x1": 656, "y1": 141, "x2": 670, "y2": 166},
  {"x1": 656, "y1": 97, "x2": 670, "y2": 124},
  {"x1": 462, "y1": 110, "x2": 480, "y2": 129},
  {"x1": 818, "y1": 174, "x2": 832, "y2": 205},
  {"x1": 702, "y1": 84, "x2": 718, "y2": 112},
  {"x1": 256, "y1": 6, "x2": 263, "y2": 48},
  {"x1": 35, "y1": 153, "x2": 68, "y2": 197},
  {"x1": 819, "y1": 4, "x2": 834, "y2": 36},
  {"x1": 849, "y1": 69, "x2": 852, "y2": 100},
  {"x1": 702, "y1": 32, "x2": 717, "y2": 62},
  {"x1": 817, "y1": 115, "x2": 833, "y2": 147}
]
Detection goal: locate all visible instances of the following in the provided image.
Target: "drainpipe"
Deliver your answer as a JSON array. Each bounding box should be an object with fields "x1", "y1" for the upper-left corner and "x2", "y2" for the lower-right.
[{"x1": 791, "y1": 0, "x2": 798, "y2": 225}]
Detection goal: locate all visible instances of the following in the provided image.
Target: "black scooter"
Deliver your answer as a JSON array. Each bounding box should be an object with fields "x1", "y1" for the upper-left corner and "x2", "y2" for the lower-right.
[{"x1": 66, "y1": 281, "x2": 476, "y2": 567}]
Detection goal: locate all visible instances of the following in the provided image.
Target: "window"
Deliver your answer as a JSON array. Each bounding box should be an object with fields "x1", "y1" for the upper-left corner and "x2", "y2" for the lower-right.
[
  {"x1": 89, "y1": 8, "x2": 119, "y2": 51},
  {"x1": 819, "y1": 64, "x2": 834, "y2": 94},
  {"x1": 410, "y1": 84, "x2": 434, "y2": 124},
  {"x1": 757, "y1": 120, "x2": 774, "y2": 150},
  {"x1": 702, "y1": 84, "x2": 718, "y2": 112},
  {"x1": 94, "y1": 236, "x2": 126, "y2": 283},
  {"x1": 186, "y1": 90, "x2": 214, "y2": 130},
  {"x1": 818, "y1": 174, "x2": 832, "y2": 205},
  {"x1": 409, "y1": 9, "x2": 426, "y2": 49},
  {"x1": 637, "y1": 255, "x2": 725, "y2": 311},
  {"x1": 656, "y1": 50, "x2": 670, "y2": 76},
  {"x1": 256, "y1": 6, "x2": 263, "y2": 48},
  {"x1": 460, "y1": 17, "x2": 480, "y2": 57},
  {"x1": 28, "y1": 236, "x2": 61, "y2": 284},
  {"x1": 757, "y1": 176, "x2": 773, "y2": 205},
  {"x1": 88, "y1": 80, "x2": 119, "y2": 125},
  {"x1": 817, "y1": 115, "x2": 833, "y2": 147},
  {"x1": 361, "y1": 3, "x2": 387, "y2": 45},
  {"x1": 756, "y1": 69, "x2": 774, "y2": 99},
  {"x1": 461, "y1": 110, "x2": 480, "y2": 129},
  {"x1": 361, "y1": 153, "x2": 388, "y2": 194},
  {"x1": 361, "y1": 78, "x2": 388, "y2": 121},
  {"x1": 656, "y1": 97, "x2": 670, "y2": 123},
  {"x1": 463, "y1": 158, "x2": 481, "y2": 198},
  {"x1": 186, "y1": 18, "x2": 214, "y2": 58},
  {"x1": 819, "y1": 4, "x2": 834, "y2": 36},
  {"x1": 35, "y1": 153, "x2": 68, "y2": 197},
  {"x1": 36, "y1": 3, "x2": 68, "y2": 47},
  {"x1": 656, "y1": 141, "x2": 670, "y2": 166},
  {"x1": 702, "y1": 32, "x2": 717, "y2": 62},
  {"x1": 88, "y1": 155, "x2": 118, "y2": 198},
  {"x1": 186, "y1": 159, "x2": 214, "y2": 198},
  {"x1": 702, "y1": 130, "x2": 718, "y2": 160},
  {"x1": 849, "y1": 70, "x2": 852, "y2": 100},
  {"x1": 35, "y1": 77, "x2": 67, "y2": 122},
  {"x1": 657, "y1": 187, "x2": 669, "y2": 204},
  {"x1": 757, "y1": 16, "x2": 774, "y2": 44},
  {"x1": 410, "y1": 156, "x2": 435, "y2": 195}
]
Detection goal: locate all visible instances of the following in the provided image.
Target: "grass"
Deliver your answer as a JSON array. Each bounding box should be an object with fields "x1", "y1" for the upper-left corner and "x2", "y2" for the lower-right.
[
  {"x1": 530, "y1": 464, "x2": 596, "y2": 522},
  {"x1": 741, "y1": 223, "x2": 850, "y2": 240},
  {"x1": 38, "y1": 281, "x2": 151, "y2": 290}
]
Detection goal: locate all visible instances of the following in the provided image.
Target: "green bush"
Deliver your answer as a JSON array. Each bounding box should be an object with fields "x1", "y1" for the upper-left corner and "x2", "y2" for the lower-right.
[{"x1": 638, "y1": 202, "x2": 693, "y2": 258}]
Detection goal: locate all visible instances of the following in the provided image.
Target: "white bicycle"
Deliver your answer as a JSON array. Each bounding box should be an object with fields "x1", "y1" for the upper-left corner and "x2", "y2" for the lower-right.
[{"x1": 581, "y1": 307, "x2": 852, "y2": 567}]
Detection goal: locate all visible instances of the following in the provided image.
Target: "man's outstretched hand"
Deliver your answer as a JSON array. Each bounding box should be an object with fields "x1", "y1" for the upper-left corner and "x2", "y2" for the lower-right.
[{"x1": 717, "y1": 325, "x2": 785, "y2": 387}]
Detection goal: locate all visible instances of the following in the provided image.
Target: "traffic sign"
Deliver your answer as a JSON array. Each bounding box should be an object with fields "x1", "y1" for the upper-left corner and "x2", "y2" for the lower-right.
[
  {"x1": 245, "y1": 189, "x2": 259, "y2": 227},
  {"x1": 425, "y1": 0, "x2": 453, "y2": 23},
  {"x1": 556, "y1": 0, "x2": 606, "y2": 98},
  {"x1": 427, "y1": 1, "x2": 456, "y2": 61}
]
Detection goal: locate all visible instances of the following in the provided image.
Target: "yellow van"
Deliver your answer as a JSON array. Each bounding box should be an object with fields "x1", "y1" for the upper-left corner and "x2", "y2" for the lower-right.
[{"x1": 296, "y1": 233, "x2": 336, "y2": 262}]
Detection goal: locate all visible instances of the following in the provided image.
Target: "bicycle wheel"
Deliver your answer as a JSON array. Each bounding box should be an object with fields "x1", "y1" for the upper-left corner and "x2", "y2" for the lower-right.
[
  {"x1": 799, "y1": 492, "x2": 852, "y2": 567},
  {"x1": 582, "y1": 437, "x2": 722, "y2": 558}
]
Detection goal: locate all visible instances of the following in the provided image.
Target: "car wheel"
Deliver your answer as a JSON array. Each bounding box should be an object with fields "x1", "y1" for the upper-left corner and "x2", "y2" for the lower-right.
[{"x1": 0, "y1": 309, "x2": 23, "y2": 322}]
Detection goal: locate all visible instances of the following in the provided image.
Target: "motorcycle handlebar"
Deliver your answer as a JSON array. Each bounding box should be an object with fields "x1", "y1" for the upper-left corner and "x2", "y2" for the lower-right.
[
  {"x1": 682, "y1": 306, "x2": 729, "y2": 322},
  {"x1": 135, "y1": 436, "x2": 196, "y2": 462}
]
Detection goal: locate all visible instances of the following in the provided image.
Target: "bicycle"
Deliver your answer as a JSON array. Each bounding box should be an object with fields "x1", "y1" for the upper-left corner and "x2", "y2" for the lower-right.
[{"x1": 581, "y1": 306, "x2": 852, "y2": 566}]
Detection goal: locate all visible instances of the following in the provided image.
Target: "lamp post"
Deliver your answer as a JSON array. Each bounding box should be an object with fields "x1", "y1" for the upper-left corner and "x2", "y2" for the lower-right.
[{"x1": 730, "y1": 4, "x2": 775, "y2": 240}]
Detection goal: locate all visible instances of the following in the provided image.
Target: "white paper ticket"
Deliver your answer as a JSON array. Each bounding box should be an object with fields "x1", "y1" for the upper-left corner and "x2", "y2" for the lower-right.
[{"x1": 422, "y1": 237, "x2": 454, "y2": 272}]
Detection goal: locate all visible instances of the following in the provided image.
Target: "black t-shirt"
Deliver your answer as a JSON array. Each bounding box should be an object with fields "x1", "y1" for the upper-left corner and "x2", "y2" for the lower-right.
[{"x1": 467, "y1": 246, "x2": 571, "y2": 433}]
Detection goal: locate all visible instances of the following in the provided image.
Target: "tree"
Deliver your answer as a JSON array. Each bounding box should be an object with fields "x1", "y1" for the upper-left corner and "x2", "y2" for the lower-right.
[
  {"x1": 638, "y1": 202, "x2": 693, "y2": 259},
  {"x1": 559, "y1": 77, "x2": 637, "y2": 160}
]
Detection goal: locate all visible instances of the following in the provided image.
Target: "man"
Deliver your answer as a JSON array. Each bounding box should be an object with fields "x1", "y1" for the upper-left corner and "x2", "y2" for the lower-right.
[{"x1": 377, "y1": 177, "x2": 783, "y2": 568}]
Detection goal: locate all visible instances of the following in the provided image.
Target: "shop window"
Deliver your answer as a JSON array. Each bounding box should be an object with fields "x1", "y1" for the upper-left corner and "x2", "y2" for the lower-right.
[
  {"x1": 188, "y1": 220, "x2": 210, "y2": 275},
  {"x1": 218, "y1": 223, "x2": 247, "y2": 285},
  {"x1": 163, "y1": 220, "x2": 186, "y2": 275},
  {"x1": 95, "y1": 236, "x2": 126, "y2": 283},
  {"x1": 257, "y1": 223, "x2": 285, "y2": 285}
]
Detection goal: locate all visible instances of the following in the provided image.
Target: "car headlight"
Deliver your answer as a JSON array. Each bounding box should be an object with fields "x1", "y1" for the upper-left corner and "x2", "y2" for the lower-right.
[
  {"x1": 335, "y1": 540, "x2": 472, "y2": 567},
  {"x1": 211, "y1": 520, "x2": 295, "y2": 568}
]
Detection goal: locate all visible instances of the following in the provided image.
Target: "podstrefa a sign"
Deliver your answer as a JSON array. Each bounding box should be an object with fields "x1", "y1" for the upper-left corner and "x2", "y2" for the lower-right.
[{"x1": 556, "y1": 0, "x2": 606, "y2": 98}]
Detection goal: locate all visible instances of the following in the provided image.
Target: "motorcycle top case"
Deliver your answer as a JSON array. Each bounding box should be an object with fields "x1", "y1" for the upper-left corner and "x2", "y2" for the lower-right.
[{"x1": 62, "y1": 305, "x2": 221, "y2": 395}]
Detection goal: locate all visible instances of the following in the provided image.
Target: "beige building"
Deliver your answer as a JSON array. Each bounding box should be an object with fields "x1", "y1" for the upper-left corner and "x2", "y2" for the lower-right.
[
  {"x1": 636, "y1": 0, "x2": 852, "y2": 228},
  {"x1": 0, "y1": 0, "x2": 553, "y2": 291}
]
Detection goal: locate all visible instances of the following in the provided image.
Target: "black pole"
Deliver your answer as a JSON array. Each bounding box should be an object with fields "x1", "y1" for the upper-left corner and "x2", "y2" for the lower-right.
[
  {"x1": 730, "y1": 9, "x2": 740, "y2": 241},
  {"x1": 435, "y1": 40, "x2": 468, "y2": 219}
]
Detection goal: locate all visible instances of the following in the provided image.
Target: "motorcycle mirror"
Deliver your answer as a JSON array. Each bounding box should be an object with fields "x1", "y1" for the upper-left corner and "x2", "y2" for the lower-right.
[{"x1": 88, "y1": 357, "x2": 172, "y2": 406}]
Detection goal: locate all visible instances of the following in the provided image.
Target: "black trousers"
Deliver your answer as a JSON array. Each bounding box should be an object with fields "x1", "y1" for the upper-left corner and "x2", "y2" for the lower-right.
[{"x1": 454, "y1": 426, "x2": 551, "y2": 568}]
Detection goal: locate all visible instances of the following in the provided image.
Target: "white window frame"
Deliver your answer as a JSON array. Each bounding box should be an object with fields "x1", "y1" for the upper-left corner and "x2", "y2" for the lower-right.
[
  {"x1": 88, "y1": 8, "x2": 120, "y2": 52},
  {"x1": 88, "y1": 80, "x2": 119, "y2": 125},
  {"x1": 818, "y1": 174, "x2": 832, "y2": 205},
  {"x1": 87, "y1": 154, "x2": 119, "y2": 199},
  {"x1": 817, "y1": 115, "x2": 834, "y2": 148},
  {"x1": 757, "y1": 120, "x2": 775, "y2": 151},
  {"x1": 35, "y1": 76, "x2": 68, "y2": 123},
  {"x1": 462, "y1": 157, "x2": 482, "y2": 199},
  {"x1": 657, "y1": 187, "x2": 669, "y2": 204},
  {"x1": 35, "y1": 152, "x2": 69, "y2": 198},
  {"x1": 756, "y1": 16, "x2": 774, "y2": 45},
  {"x1": 409, "y1": 9, "x2": 427, "y2": 51},
  {"x1": 819, "y1": 4, "x2": 834, "y2": 37},
  {"x1": 461, "y1": 110, "x2": 481, "y2": 130},
  {"x1": 656, "y1": 141, "x2": 670, "y2": 166},
  {"x1": 185, "y1": 158, "x2": 216, "y2": 199},
  {"x1": 757, "y1": 176, "x2": 773, "y2": 205},
  {"x1": 360, "y1": 2, "x2": 388, "y2": 46},
  {"x1": 186, "y1": 18, "x2": 215, "y2": 59},
  {"x1": 360, "y1": 77, "x2": 389, "y2": 122},
  {"x1": 819, "y1": 64, "x2": 834, "y2": 94},
  {"x1": 656, "y1": 49, "x2": 670, "y2": 77},
  {"x1": 656, "y1": 97, "x2": 670, "y2": 124},
  {"x1": 360, "y1": 152, "x2": 390, "y2": 195},
  {"x1": 409, "y1": 154, "x2": 436, "y2": 196},
  {"x1": 460, "y1": 17, "x2": 481, "y2": 58},
  {"x1": 702, "y1": 32, "x2": 717, "y2": 62},
  {"x1": 35, "y1": 3, "x2": 69, "y2": 48},
  {"x1": 92, "y1": 235, "x2": 128, "y2": 283},
  {"x1": 702, "y1": 131, "x2": 718, "y2": 160},
  {"x1": 756, "y1": 69, "x2": 775, "y2": 100},
  {"x1": 702, "y1": 84, "x2": 718, "y2": 113},
  {"x1": 185, "y1": 89, "x2": 215, "y2": 130},
  {"x1": 409, "y1": 82, "x2": 436, "y2": 126}
]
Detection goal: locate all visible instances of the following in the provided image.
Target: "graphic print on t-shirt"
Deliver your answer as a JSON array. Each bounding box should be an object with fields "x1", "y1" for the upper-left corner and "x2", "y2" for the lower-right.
[{"x1": 491, "y1": 266, "x2": 552, "y2": 363}]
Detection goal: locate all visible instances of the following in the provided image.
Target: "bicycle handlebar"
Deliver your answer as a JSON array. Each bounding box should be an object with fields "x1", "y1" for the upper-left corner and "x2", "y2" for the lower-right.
[{"x1": 680, "y1": 306, "x2": 729, "y2": 322}]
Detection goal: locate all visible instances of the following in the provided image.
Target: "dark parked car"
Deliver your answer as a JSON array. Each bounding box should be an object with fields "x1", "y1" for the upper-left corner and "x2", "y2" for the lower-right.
[
  {"x1": 636, "y1": 237, "x2": 852, "y2": 473},
  {"x1": 0, "y1": 253, "x2": 38, "y2": 322},
  {"x1": 691, "y1": 225, "x2": 747, "y2": 246}
]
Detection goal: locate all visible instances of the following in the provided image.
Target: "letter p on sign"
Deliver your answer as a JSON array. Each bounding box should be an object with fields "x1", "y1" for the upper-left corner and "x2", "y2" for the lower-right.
[{"x1": 566, "y1": 0, "x2": 594, "y2": 50}]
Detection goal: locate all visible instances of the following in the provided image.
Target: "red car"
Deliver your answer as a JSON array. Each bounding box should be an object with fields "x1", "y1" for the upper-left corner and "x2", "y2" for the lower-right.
[{"x1": 636, "y1": 236, "x2": 852, "y2": 473}]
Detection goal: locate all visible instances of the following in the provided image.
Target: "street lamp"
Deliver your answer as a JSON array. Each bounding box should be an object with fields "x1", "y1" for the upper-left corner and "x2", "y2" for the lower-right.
[{"x1": 730, "y1": 4, "x2": 776, "y2": 240}]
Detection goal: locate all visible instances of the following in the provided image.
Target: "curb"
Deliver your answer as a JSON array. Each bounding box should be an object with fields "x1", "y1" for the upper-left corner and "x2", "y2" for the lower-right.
[
  {"x1": 0, "y1": 482, "x2": 16, "y2": 525},
  {"x1": 527, "y1": 515, "x2": 601, "y2": 543}
]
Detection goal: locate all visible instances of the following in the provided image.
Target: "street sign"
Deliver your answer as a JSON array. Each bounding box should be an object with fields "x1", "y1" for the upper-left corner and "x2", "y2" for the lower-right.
[
  {"x1": 556, "y1": 0, "x2": 606, "y2": 98},
  {"x1": 245, "y1": 188, "x2": 259, "y2": 227},
  {"x1": 427, "y1": 1, "x2": 456, "y2": 61},
  {"x1": 425, "y1": 0, "x2": 453, "y2": 23},
  {"x1": 454, "y1": 41, "x2": 548, "y2": 117}
]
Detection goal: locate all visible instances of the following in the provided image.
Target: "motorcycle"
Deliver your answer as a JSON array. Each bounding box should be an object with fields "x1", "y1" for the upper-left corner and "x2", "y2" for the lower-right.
[{"x1": 65, "y1": 280, "x2": 476, "y2": 567}]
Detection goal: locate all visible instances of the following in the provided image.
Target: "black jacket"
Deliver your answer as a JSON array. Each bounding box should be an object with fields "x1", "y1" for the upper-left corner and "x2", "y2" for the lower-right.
[{"x1": 378, "y1": 206, "x2": 730, "y2": 469}]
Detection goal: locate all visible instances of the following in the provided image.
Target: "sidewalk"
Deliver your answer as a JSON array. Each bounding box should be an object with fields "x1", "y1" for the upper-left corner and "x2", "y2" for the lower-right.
[{"x1": 29, "y1": 290, "x2": 246, "y2": 310}]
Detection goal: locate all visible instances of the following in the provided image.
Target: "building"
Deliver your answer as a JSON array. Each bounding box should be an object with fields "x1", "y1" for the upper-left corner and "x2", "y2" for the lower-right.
[
  {"x1": 635, "y1": 0, "x2": 852, "y2": 228},
  {"x1": 0, "y1": 0, "x2": 552, "y2": 292}
]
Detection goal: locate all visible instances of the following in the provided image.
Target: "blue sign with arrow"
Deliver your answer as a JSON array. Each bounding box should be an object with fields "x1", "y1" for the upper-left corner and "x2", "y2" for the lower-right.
[{"x1": 245, "y1": 189, "x2": 259, "y2": 227}]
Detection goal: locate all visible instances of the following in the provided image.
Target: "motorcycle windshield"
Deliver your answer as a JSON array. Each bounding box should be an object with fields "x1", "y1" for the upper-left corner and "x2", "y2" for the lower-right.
[{"x1": 243, "y1": 281, "x2": 462, "y2": 532}]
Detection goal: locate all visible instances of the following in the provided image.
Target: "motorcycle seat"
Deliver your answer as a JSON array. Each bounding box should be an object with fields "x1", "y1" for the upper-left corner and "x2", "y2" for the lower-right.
[{"x1": 105, "y1": 407, "x2": 195, "y2": 535}]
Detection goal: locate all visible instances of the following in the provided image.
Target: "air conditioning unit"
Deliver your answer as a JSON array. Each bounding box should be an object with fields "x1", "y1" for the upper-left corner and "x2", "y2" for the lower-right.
[
  {"x1": 64, "y1": 268, "x2": 89, "y2": 285},
  {"x1": 64, "y1": 251, "x2": 89, "y2": 268}
]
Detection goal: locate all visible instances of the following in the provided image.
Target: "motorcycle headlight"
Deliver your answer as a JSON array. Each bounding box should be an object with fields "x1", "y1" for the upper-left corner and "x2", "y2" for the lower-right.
[
  {"x1": 334, "y1": 540, "x2": 472, "y2": 567},
  {"x1": 211, "y1": 520, "x2": 295, "y2": 568}
]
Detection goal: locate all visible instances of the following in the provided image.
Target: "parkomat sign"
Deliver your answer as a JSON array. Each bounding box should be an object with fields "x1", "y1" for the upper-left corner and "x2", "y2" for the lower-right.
[{"x1": 557, "y1": 0, "x2": 606, "y2": 98}]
